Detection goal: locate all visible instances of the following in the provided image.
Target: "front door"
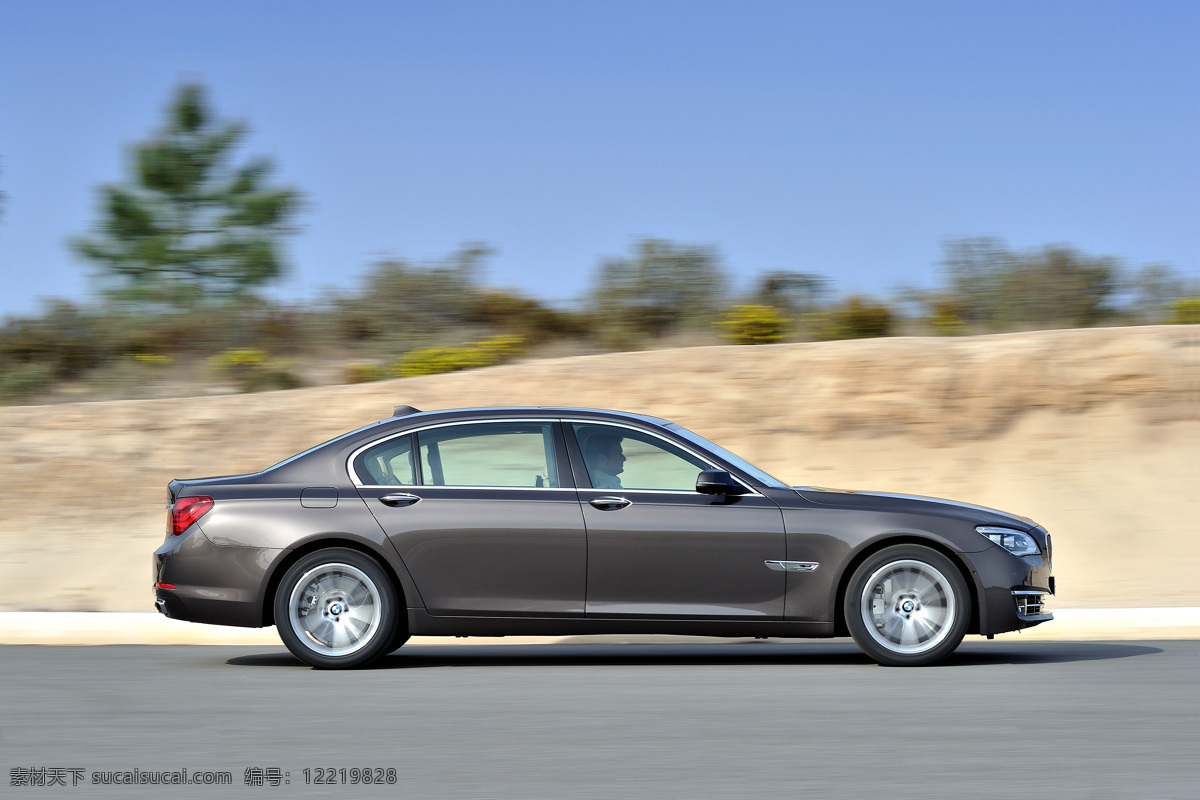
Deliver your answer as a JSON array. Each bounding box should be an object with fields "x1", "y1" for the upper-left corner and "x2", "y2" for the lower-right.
[{"x1": 569, "y1": 423, "x2": 786, "y2": 618}]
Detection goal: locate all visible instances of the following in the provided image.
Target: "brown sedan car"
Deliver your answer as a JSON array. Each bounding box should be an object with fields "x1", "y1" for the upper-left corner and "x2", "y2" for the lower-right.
[{"x1": 154, "y1": 406, "x2": 1054, "y2": 668}]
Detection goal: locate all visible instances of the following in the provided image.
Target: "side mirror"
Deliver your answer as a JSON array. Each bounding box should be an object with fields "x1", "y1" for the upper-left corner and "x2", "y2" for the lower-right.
[{"x1": 696, "y1": 469, "x2": 748, "y2": 496}]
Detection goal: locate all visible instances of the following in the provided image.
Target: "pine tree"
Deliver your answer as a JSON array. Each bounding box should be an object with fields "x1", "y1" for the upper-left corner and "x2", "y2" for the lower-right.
[{"x1": 72, "y1": 84, "x2": 302, "y2": 306}]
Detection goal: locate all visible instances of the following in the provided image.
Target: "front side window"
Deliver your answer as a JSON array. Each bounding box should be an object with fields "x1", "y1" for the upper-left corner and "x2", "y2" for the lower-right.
[
  {"x1": 572, "y1": 423, "x2": 711, "y2": 491},
  {"x1": 418, "y1": 423, "x2": 559, "y2": 488},
  {"x1": 663, "y1": 422, "x2": 789, "y2": 489}
]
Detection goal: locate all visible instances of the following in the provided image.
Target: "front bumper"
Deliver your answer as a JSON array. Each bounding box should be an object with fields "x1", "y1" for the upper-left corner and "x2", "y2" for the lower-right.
[
  {"x1": 153, "y1": 525, "x2": 285, "y2": 628},
  {"x1": 971, "y1": 532, "x2": 1055, "y2": 635},
  {"x1": 1012, "y1": 586, "x2": 1053, "y2": 622}
]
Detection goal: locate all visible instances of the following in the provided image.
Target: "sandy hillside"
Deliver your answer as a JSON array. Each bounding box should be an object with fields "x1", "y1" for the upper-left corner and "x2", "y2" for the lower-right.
[{"x1": 0, "y1": 325, "x2": 1196, "y2": 613}]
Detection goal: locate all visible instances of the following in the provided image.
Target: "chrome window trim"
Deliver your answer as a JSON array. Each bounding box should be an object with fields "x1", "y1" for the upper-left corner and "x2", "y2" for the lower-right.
[
  {"x1": 347, "y1": 416, "x2": 763, "y2": 496},
  {"x1": 347, "y1": 418, "x2": 562, "y2": 488},
  {"x1": 578, "y1": 487, "x2": 764, "y2": 498},
  {"x1": 356, "y1": 484, "x2": 579, "y2": 493},
  {"x1": 565, "y1": 418, "x2": 762, "y2": 497}
]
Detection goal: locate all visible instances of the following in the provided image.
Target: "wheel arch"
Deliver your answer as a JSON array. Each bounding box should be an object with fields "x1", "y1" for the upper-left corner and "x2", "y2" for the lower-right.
[
  {"x1": 260, "y1": 538, "x2": 408, "y2": 628},
  {"x1": 831, "y1": 535, "x2": 982, "y2": 637}
]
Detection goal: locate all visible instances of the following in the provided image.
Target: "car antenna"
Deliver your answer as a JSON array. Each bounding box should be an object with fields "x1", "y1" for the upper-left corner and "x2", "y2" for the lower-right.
[{"x1": 392, "y1": 405, "x2": 422, "y2": 417}]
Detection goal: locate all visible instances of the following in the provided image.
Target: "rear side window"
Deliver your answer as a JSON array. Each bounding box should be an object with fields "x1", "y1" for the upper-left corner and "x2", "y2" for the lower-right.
[
  {"x1": 354, "y1": 435, "x2": 417, "y2": 486},
  {"x1": 418, "y1": 423, "x2": 559, "y2": 488}
]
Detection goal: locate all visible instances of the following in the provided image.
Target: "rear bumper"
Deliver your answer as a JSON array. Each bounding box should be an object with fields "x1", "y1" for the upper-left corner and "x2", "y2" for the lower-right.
[{"x1": 153, "y1": 526, "x2": 285, "y2": 628}]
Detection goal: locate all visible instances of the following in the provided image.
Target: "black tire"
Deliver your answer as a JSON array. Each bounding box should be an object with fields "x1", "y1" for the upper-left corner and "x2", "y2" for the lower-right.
[
  {"x1": 387, "y1": 626, "x2": 411, "y2": 654},
  {"x1": 844, "y1": 544, "x2": 971, "y2": 667},
  {"x1": 274, "y1": 548, "x2": 399, "y2": 669}
]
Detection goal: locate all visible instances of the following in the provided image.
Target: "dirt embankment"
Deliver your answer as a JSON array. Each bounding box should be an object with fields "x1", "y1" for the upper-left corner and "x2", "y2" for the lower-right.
[{"x1": 0, "y1": 325, "x2": 1196, "y2": 612}]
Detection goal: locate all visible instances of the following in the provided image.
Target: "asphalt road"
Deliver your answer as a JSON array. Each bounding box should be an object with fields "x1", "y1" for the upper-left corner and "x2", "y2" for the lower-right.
[{"x1": 1, "y1": 639, "x2": 1197, "y2": 799}]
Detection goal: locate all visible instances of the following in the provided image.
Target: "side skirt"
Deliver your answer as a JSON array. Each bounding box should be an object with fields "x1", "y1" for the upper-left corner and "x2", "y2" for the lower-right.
[{"x1": 407, "y1": 609, "x2": 835, "y2": 638}]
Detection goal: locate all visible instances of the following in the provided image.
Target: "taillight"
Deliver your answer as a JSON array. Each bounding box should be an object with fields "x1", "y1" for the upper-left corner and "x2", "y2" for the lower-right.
[{"x1": 168, "y1": 496, "x2": 214, "y2": 535}]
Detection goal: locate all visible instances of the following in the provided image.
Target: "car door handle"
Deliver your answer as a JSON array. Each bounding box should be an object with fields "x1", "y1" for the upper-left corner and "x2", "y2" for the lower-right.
[
  {"x1": 379, "y1": 493, "x2": 421, "y2": 507},
  {"x1": 589, "y1": 496, "x2": 631, "y2": 510}
]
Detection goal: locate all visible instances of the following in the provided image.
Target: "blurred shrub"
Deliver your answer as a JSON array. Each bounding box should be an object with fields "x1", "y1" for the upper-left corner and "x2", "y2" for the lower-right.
[
  {"x1": 1167, "y1": 298, "x2": 1200, "y2": 325},
  {"x1": 252, "y1": 307, "x2": 308, "y2": 354},
  {"x1": 210, "y1": 348, "x2": 270, "y2": 371},
  {"x1": 326, "y1": 246, "x2": 492, "y2": 345},
  {"x1": 474, "y1": 335, "x2": 525, "y2": 362},
  {"x1": 344, "y1": 363, "x2": 384, "y2": 384},
  {"x1": 0, "y1": 363, "x2": 55, "y2": 405},
  {"x1": 752, "y1": 271, "x2": 829, "y2": 316},
  {"x1": 209, "y1": 349, "x2": 303, "y2": 393},
  {"x1": 127, "y1": 353, "x2": 173, "y2": 366},
  {"x1": 0, "y1": 300, "x2": 112, "y2": 379},
  {"x1": 941, "y1": 238, "x2": 1117, "y2": 329},
  {"x1": 809, "y1": 296, "x2": 894, "y2": 340},
  {"x1": 1125, "y1": 265, "x2": 1188, "y2": 323},
  {"x1": 466, "y1": 289, "x2": 593, "y2": 344},
  {"x1": 392, "y1": 335, "x2": 525, "y2": 378},
  {"x1": 589, "y1": 238, "x2": 727, "y2": 340},
  {"x1": 926, "y1": 295, "x2": 967, "y2": 336},
  {"x1": 393, "y1": 347, "x2": 488, "y2": 378},
  {"x1": 714, "y1": 304, "x2": 790, "y2": 345}
]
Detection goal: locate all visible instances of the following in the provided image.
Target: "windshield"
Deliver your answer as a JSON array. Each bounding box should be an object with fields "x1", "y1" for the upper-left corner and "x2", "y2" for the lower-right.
[{"x1": 663, "y1": 422, "x2": 789, "y2": 489}]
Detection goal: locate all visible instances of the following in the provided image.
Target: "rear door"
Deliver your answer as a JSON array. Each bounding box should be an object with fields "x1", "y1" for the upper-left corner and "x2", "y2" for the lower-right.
[{"x1": 354, "y1": 420, "x2": 586, "y2": 617}]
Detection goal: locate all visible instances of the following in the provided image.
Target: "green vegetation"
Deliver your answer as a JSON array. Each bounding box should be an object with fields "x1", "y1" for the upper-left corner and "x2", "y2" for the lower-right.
[
  {"x1": 715, "y1": 305, "x2": 790, "y2": 345},
  {"x1": 2, "y1": 82, "x2": 1197, "y2": 405},
  {"x1": 811, "y1": 296, "x2": 895, "y2": 340},
  {"x1": 343, "y1": 363, "x2": 384, "y2": 384},
  {"x1": 71, "y1": 84, "x2": 302, "y2": 307},
  {"x1": 589, "y1": 238, "x2": 727, "y2": 344},
  {"x1": 392, "y1": 336, "x2": 526, "y2": 378},
  {"x1": 751, "y1": 271, "x2": 828, "y2": 316},
  {"x1": 0, "y1": 362, "x2": 54, "y2": 405},
  {"x1": 938, "y1": 238, "x2": 1119, "y2": 329},
  {"x1": 1168, "y1": 298, "x2": 1200, "y2": 325},
  {"x1": 2, "y1": 232, "x2": 1195, "y2": 404},
  {"x1": 209, "y1": 349, "x2": 304, "y2": 393}
]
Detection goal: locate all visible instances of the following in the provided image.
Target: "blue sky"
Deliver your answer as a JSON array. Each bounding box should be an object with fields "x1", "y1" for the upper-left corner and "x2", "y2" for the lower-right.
[{"x1": 1, "y1": 1, "x2": 1196, "y2": 316}]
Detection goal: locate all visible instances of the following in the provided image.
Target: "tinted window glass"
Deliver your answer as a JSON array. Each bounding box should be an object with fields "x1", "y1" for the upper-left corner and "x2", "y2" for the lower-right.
[
  {"x1": 573, "y1": 423, "x2": 710, "y2": 491},
  {"x1": 354, "y1": 435, "x2": 417, "y2": 486},
  {"x1": 663, "y1": 422, "x2": 789, "y2": 488},
  {"x1": 418, "y1": 423, "x2": 559, "y2": 488}
]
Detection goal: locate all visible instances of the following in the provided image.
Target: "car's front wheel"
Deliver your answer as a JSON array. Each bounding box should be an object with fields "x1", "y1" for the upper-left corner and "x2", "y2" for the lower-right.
[
  {"x1": 274, "y1": 548, "x2": 399, "y2": 669},
  {"x1": 845, "y1": 544, "x2": 971, "y2": 667}
]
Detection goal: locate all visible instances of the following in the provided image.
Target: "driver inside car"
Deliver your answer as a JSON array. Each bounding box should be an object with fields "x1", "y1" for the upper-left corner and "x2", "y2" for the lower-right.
[{"x1": 584, "y1": 433, "x2": 626, "y2": 489}]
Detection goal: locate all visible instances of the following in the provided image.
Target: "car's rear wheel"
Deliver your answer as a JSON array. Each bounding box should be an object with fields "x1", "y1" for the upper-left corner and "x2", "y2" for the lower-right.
[
  {"x1": 845, "y1": 544, "x2": 970, "y2": 667},
  {"x1": 274, "y1": 548, "x2": 399, "y2": 669}
]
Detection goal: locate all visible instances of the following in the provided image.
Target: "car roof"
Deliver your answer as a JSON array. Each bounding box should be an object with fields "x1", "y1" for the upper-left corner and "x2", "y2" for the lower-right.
[{"x1": 384, "y1": 406, "x2": 674, "y2": 428}]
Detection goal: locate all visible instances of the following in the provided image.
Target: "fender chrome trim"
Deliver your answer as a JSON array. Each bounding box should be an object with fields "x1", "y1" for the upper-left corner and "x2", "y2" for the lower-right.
[{"x1": 764, "y1": 560, "x2": 820, "y2": 572}]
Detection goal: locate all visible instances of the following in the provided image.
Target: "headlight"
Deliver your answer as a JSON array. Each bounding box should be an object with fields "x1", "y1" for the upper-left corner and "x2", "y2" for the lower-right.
[{"x1": 976, "y1": 526, "x2": 1040, "y2": 556}]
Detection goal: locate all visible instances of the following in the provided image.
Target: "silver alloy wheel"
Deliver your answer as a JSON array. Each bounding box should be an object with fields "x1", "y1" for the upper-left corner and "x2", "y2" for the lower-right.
[
  {"x1": 859, "y1": 559, "x2": 957, "y2": 655},
  {"x1": 287, "y1": 562, "x2": 383, "y2": 657}
]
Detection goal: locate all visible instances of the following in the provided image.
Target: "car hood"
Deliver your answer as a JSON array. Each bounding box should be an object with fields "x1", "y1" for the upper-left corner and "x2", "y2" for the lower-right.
[{"x1": 792, "y1": 486, "x2": 1038, "y2": 529}]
